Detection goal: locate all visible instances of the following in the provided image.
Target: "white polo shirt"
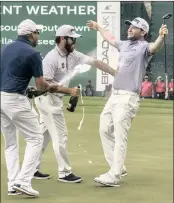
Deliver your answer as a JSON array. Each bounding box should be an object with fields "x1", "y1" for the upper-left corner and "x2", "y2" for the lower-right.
[{"x1": 43, "y1": 46, "x2": 93, "y2": 88}]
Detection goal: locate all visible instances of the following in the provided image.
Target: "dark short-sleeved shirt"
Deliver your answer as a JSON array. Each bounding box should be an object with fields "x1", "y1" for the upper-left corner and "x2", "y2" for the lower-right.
[
  {"x1": 113, "y1": 40, "x2": 151, "y2": 93},
  {"x1": 1, "y1": 36, "x2": 43, "y2": 94}
]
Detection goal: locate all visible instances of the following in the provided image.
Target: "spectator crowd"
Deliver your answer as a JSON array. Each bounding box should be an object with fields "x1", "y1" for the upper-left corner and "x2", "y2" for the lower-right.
[
  {"x1": 83, "y1": 76, "x2": 173, "y2": 100},
  {"x1": 141, "y1": 75, "x2": 173, "y2": 100}
]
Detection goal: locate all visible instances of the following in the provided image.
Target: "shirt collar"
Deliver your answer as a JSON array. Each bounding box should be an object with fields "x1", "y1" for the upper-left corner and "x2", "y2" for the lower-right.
[
  {"x1": 55, "y1": 45, "x2": 67, "y2": 57},
  {"x1": 128, "y1": 39, "x2": 146, "y2": 43},
  {"x1": 16, "y1": 35, "x2": 33, "y2": 46}
]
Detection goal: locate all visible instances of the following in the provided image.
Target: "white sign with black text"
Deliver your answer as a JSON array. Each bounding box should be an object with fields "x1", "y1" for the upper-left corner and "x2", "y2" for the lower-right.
[{"x1": 96, "y1": 2, "x2": 120, "y2": 91}]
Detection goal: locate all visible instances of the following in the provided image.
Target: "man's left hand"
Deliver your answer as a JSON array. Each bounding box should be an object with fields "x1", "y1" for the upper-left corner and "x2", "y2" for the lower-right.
[{"x1": 159, "y1": 24, "x2": 168, "y2": 37}]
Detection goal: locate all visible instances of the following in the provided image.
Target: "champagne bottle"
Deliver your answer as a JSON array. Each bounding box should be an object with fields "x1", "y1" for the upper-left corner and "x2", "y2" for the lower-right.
[{"x1": 67, "y1": 85, "x2": 80, "y2": 112}]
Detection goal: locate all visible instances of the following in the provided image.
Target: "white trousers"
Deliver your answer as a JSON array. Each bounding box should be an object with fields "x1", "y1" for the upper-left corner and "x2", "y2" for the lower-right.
[
  {"x1": 34, "y1": 94, "x2": 72, "y2": 178},
  {"x1": 1, "y1": 92, "x2": 43, "y2": 191},
  {"x1": 99, "y1": 89, "x2": 140, "y2": 181}
]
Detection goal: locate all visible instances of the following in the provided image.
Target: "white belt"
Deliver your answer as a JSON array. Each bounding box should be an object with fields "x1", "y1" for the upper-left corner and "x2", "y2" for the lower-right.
[
  {"x1": 44, "y1": 92, "x2": 63, "y2": 99},
  {"x1": 112, "y1": 89, "x2": 139, "y2": 97}
]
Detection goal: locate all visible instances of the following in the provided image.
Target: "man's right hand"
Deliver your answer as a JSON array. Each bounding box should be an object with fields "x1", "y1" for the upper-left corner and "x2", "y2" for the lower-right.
[{"x1": 70, "y1": 87, "x2": 80, "y2": 97}]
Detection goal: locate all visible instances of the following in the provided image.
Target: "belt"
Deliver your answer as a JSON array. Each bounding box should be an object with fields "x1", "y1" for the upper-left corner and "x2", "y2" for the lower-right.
[
  {"x1": 112, "y1": 89, "x2": 139, "y2": 96},
  {"x1": 53, "y1": 93, "x2": 63, "y2": 98}
]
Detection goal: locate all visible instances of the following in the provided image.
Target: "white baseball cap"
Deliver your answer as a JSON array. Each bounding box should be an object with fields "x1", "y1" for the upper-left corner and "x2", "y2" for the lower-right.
[
  {"x1": 17, "y1": 19, "x2": 43, "y2": 35},
  {"x1": 125, "y1": 17, "x2": 149, "y2": 33},
  {"x1": 56, "y1": 25, "x2": 82, "y2": 38}
]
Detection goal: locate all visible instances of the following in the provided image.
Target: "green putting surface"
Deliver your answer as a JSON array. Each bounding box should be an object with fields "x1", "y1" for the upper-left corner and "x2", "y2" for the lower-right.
[{"x1": 1, "y1": 97, "x2": 173, "y2": 203}]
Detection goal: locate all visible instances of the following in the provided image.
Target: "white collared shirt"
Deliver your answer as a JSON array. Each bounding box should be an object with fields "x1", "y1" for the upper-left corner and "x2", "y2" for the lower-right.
[{"x1": 42, "y1": 45, "x2": 92, "y2": 88}]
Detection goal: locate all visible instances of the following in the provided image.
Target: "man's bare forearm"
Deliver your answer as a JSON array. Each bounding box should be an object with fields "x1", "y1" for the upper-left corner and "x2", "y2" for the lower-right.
[
  {"x1": 53, "y1": 86, "x2": 72, "y2": 94},
  {"x1": 35, "y1": 77, "x2": 51, "y2": 91},
  {"x1": 149, "y1": 36, "x2": 164, "y2": 54},
  {"x1": 42, "y1": 81, "x2": 50, "y2": 91},
  {"x1": 149, "y1": 24, "x2": 168, "y2": 54},
  {"x1": 97, "y1": 24, "x2": 116, "y2": 47},
  {"x1": 49, "y1": 85, "x2": 79, "y2": 96},
  {"x1": 97, "y1": 24, "x2": 116, "y2": 40},
  {"x1": 44, "y1": 78, "x2": 72, "y2": 94},
  {"x1": 91, "y1": 59, "x2": 118, "y2": 76},
  {"x1": 87, "y1": 21, "x2": 116, "y2": 46}
]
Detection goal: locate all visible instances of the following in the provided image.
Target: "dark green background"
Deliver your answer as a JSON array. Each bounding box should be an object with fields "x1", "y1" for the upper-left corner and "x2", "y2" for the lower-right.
[
  {"x1": 1, "y1": 2, "x2": 173, "y2": 89},
  {"x1": 0, "y1": 1, "x2": 97, "y2": 88}
]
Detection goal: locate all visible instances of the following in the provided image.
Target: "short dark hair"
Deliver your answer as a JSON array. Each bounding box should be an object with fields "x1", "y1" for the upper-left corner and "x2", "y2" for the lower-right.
[
  {"x1": 140, "y1": 28, "x2": 148, "y2": 39},
  {"x1": 55, "y1": 36, "x2": 61, "y2": 44}
]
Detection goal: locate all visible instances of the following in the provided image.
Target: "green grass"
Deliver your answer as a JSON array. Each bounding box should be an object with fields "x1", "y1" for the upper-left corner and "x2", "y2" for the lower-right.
[{"x1": 1, "y1": 97, "x2": 173, "y2": 203}]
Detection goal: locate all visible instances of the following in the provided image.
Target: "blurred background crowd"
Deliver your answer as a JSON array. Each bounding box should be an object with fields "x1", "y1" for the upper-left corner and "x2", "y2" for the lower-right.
[{"x1": 83, "y1": 76, "x2": 174, "y2": 100}]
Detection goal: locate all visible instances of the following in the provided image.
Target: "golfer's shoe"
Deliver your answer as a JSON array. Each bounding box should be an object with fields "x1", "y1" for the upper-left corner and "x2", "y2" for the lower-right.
[
  {"x1": 94, "y1": 173, "x2": 120, "y2": 187},
  {"x1": 33, "y1": 171, "x2": 51, "y2": 180},
  {"x1": 121, "y1": 170, "x2": 127, "y2": 177},
  {"x1": 58, "y1": 173, "x2": 83, "y2": 183},
  {"x1": 8, "y1": 190, "x2": 22, "y2": 196},
  {"x1": 99, "y1": 169, "x2": 127, "y2": 178},
  {"x1": 13, "y1": 184, "x2": 39, "y2": 197}
]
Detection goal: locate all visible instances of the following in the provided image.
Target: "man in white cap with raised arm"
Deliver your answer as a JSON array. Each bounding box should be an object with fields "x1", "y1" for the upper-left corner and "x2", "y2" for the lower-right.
[
  {"x1": 1, "y1": 19, "x2": 79, "y2": 197},
  {"x1": 34, "y1": 24, "x2": 117, "y2": 183},
  {"x1": 87, "y1": 17, "x2": 168, "y2": 187}
]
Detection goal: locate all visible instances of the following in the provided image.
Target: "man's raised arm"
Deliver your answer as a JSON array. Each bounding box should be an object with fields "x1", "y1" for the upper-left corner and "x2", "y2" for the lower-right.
[
  {"x1": 87, "y1": 20, "x2": 117, "y2": 47},
  {"x1": 148, "y1": 24, "x2": 168, "y2": 54}
]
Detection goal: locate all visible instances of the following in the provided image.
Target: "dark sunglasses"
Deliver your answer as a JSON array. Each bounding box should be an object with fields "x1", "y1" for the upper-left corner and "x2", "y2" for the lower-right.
[
  {"x1": 64, "y1": 36, "x2": 76, "y2": 43},
  {"x1": 33, "y1": 31, "x2": 40, "y2": 35}
]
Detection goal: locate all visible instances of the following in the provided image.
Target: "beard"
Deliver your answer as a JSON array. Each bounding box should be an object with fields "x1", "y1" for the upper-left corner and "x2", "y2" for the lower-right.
[
  {"x1": 127, "y1": 35, "x2": 137, "y2": 41},
  {"x1": 32, "y1": 41, "x2": 37, "y2": 47},
  {"x1": 65, "y1": 42, "x2": 75, "y2": 54},
  {"x1": 31, "y1": 37, "x2": 37, "y2": 47},
  {"x1": 127, "y1": 33, "x2": 143, "y2": 41}
]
